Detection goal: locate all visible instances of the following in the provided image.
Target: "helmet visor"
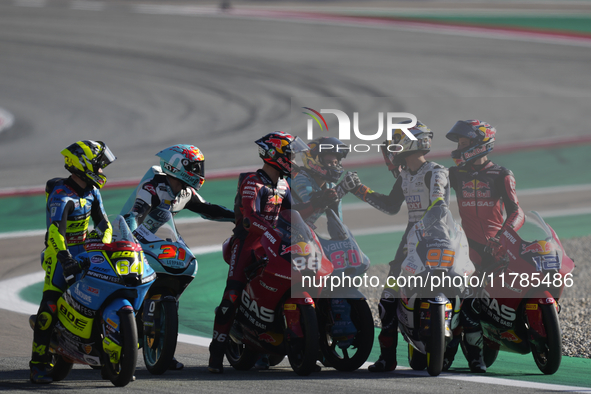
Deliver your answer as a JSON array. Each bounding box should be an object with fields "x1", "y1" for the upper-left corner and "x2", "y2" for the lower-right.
[
  {"x1": 96, "y1": 144, "x2": 117, "y2": 169},
  {"x1": 446, "y1": 121, "x2": 475, "y2": 142},
  {"x1": 185, "y1": 160, "x2": 205, "y2": 179},
  {"x1": 286, "y1": 137, "x2": 310, "y2": 156}
]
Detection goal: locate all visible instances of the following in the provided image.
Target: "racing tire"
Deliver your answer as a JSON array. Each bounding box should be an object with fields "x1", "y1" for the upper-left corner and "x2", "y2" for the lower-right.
[
  {"x1": 287, "y1": 304, "x2": 319, "y2": 376},
  {"x1": 483, "y1": 344, "x2": 499, "y2": 368},
  {"x1": 102, "y1": 309, "x2": 138, "y2": 387},
  {"x1": 49, "y1": 355, "x2": 74, "y2": 381},
  {"x1": 531, "y1": 303, "x2": 562, "y2": 375},
  {"x1": 226, "y1": 335, "x2": 258, "y2": 371},
  {"x1": 318, "y1": 299, "x2": 374, "y2": 372},
  {"x1": 268, "y1": 354, "x2": 285, "y2": 367},
  {"x1": 426, "y1": 304, "x2": 446, "y2": 377},
  {"x1": 408, "y1": 344, "x2": 427, "y2": 371},
  {"x1": 143, "y1": 299, "x2": 178, "y2": 375}
]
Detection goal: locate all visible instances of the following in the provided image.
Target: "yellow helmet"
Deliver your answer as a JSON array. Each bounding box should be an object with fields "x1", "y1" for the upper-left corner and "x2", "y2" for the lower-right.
[{"x1": 61, "y1": 140, "x2": 116, "y2": 189}]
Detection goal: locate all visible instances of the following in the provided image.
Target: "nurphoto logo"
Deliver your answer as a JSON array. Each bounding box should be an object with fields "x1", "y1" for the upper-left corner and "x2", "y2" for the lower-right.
[{"x1": 302, "y1": 107, "x2": 418, "y2": 153}]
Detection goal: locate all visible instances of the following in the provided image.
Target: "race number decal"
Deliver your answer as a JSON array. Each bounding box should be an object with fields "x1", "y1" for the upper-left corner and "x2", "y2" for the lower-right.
[
  {"x1": 157, "y1": 244, "x2": 187, "y2": 260},
  {"x1": 426, "y1": 248, "x2": 455, "y2": 268}
]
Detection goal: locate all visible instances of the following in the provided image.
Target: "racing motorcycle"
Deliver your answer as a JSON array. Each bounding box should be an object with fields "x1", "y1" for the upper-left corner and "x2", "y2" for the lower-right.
[
  {"x1": 131, "y1": 206, "x2": 197, "y2": 375},
  {"x1": 29, "y1": 216, "x2": 156, "y2": 387},
  {"x1": 466, "y1": 211, "x2": 574, "y2": 375},
  {"x1": 397, "y1": 203, "x2": 475, "y2": 376},
  {"x1": 315, "y1": 209, "x2": 374, "y2": 372},
  {"x1": 224, "y1": 210, "x2": 333, "y2": 376}
]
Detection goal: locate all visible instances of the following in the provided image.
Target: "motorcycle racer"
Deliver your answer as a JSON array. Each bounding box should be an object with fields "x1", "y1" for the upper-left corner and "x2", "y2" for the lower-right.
[
  {"x1": 444, "y1": 120, "x2": 525, "y2": 373},
  {"x1": 291, "y1": 136, "x2": 373, "y2": 229},
  {"x1": 120, "y1": 144, "x2": 235, "y2": 370},
  {"x1": 207, "y1": 131, "x2": 310, "y2": 374},
  {"x1": 359, "y1": 121, "x2": 451, "y2": 372},
  {"x1": 30, "y1": 140, "x2": 116, "y2": 384}
]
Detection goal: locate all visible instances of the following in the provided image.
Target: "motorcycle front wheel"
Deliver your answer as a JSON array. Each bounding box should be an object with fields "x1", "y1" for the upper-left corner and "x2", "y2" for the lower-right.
[
  {"x1": 226, "y1": 334, "x2": 258, "y2": 371},
  {"x1": 286, "y1": 304, "x2": 319, "y2": 376},
  {"x1": 143, "y1": 298, "x2": 178, "y2": 375},
  {"x1": 531, "y1": 303, "x2": 562, "y2": 375},
  {"x1": 426, "y1": 304, "x2": 445, "y2": 376},
  {"x1": 102, "y1": 309, "x2": 138, "y2": 387},
  {"x1": 318, "y1": 299, "x2": 374, "y2": 372}
]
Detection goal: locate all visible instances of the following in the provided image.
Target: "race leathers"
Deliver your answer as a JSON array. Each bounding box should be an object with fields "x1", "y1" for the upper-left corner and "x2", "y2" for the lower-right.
[
  {"x1": 211, "y1": 169, "x2": 291, "y2": 347},
  {"x1": 120, "y1": 166, "x2": 234, "y2": 230},
  {"x1": 292, "y1": 169, "x2": 341, "y2": 224},
  {"x1": 32, "y1": 177, "x2": 109, "y2": 364},
  {"x1": 363, "y1": 162, "x2": 450, "y2": 363},
  {"x1": 450, "y1": 160, "x2": 524, "y2": 371},
  {"x1": 449, "y1": 160, "x2": 524, "y2": 271}
]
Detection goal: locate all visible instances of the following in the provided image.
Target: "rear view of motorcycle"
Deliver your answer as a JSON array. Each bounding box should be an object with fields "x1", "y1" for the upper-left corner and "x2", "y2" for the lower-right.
[
  {"x1": 469, "y1": 211, "x2": 575, "y2": 375},
  {"x1": 315, "y1": 209, "x2": 374, "y2": 372},
  {"x1": 29, "y1": 216, "x2": 156, "y2": 387},
  {"x1": 396, "y1": 205, "x2": 475, "y2": 376},
  {"x1": 224, "y1": 210, "x2": 333, "y2": 376},
  {"x1": 132, "y1": 206, "x2": 198, "y2": 375}
]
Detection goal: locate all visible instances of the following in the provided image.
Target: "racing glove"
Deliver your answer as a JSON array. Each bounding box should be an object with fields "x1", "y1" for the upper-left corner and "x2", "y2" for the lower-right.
[
  {"x1": 309, "y1": 188, "x2": 339, "y2": 211},
  {"x1": 58, "y1": 250, "x2": 81, "y2": 287},
  {"x1": 484, "y1": 234, "x2": 505, "y2": 261},
  {"x1": 335, "y1": 171, "x2": 362, "y2": 199}
]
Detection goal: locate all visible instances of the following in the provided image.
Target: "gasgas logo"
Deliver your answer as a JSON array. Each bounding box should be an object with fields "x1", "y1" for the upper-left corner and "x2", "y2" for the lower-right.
[
  {"x1": 241, "y1": 290, "x2": 275, "y2": 323},
  {"x1": 302, "y1": 107, "x2": 417, "y2": 153}
]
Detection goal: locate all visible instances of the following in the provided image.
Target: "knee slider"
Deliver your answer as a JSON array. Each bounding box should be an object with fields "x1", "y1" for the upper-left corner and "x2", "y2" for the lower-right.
[{"x1": 37, "y1": 301, "x2": 57, "y2": 331}]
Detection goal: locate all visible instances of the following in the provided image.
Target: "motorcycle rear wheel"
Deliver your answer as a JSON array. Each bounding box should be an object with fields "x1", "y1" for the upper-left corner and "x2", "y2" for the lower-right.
[
  {"x1": 50, "y1": 355, "x2": 74, "y2": 381},
  {"x1": 143, "y1": 298, "x2": 178, "y2": 375},
  {"x1": 426, "y1": 304, "x2": 445, "y2": 377},
  {"x1": 102, "y1": 310, "x2": 138, "y2": 387},
  {"x1": 318, "y1": 299, "x2": 374, "y2": 372},
  {"x1": 531, "y1": 303, "x2": 562, "y2": 375},
  {"x1": 408, "y1": 344, "x2": 427, "y2": 371},
  {"x1": 287, "y1": 304, "x2": 319, "y2": 376},
  {"x1": 226, "y1": 335, "x2": 258, "y2": 371}
]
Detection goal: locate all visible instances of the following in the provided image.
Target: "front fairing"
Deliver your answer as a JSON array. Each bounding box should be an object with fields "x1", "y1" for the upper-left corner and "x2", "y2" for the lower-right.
[{"x1": 134, "y1": 207, "x2": 197, "y2": 278}]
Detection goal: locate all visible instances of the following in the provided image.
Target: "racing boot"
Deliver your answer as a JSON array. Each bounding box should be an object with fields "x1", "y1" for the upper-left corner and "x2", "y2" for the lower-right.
[
  {"x1": 368, "y1": 355, "x2": 397, "y2": 372},
  {"x1": 208, "y1": 341, "x2": 225, "y2": 374},
  {"x1": 169, "y1": 357, "x2": 184, "y2": 371},
  {"x1": 442, "y1": 336, "x2": 460, "y2": 371},
  {"x1": 463, "y1": 331, "x2": 486, "y2": 373},
  {"x1": 368, "y1": 331, "x2": 397, "y2": 372},
  {"x1": 255, "y1": 354, "x2": 270, "y2": 370},
  {"x1": 30, "y1": 362, "x2": 53, "y2": 384}
]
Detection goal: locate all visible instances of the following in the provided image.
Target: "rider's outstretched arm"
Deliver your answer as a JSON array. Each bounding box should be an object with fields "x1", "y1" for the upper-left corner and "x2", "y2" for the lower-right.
[{"x1": 186, "y1": 189, "x2": 235, "y2": 222}]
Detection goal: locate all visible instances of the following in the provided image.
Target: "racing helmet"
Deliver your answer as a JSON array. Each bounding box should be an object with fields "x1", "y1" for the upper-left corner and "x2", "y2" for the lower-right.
[
  {"x1": 446, "y1": 120, "x2": 496, "y2": 166},
  {"x1": 61, "y1": 140, "x2": 116, "y2": 189},
  {"x1": 255, "y1": 131, "x2": 309, "y2": 177},
  {"x1": 156, "y1": 145, "x2": 206, "y2": 191},
  {"x1": 301, "y1": 137, "x2": 350, "y2": 183},
  {"x1": 384, "y1": 120, "x2": 433, "y2": 168}
]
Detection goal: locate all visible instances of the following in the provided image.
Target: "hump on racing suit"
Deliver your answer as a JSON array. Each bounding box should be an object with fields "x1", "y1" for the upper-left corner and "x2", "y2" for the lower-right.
[{"x1": 120, "y1": 166, "x2": 234, "y2": 231}]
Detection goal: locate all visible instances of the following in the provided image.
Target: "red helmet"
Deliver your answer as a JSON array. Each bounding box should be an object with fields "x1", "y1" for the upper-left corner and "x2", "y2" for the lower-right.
[{"x1": 255, "y1": 132, "x2": 309, "y2": 177}]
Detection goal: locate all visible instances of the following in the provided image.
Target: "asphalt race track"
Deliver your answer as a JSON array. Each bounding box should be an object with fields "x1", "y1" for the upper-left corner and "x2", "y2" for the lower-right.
[{"x1": 1, "y1": 1, "x2": 591, "y2": 392}]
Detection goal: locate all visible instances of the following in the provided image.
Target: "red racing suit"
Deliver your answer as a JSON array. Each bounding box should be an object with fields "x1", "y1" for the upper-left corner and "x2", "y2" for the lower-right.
[
  {"x1": 211, "y1": 169, "x2": 292, "y2": 346},
  {"x1": 449, "y1": 160, "x2": 525, "y2": 271}
]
